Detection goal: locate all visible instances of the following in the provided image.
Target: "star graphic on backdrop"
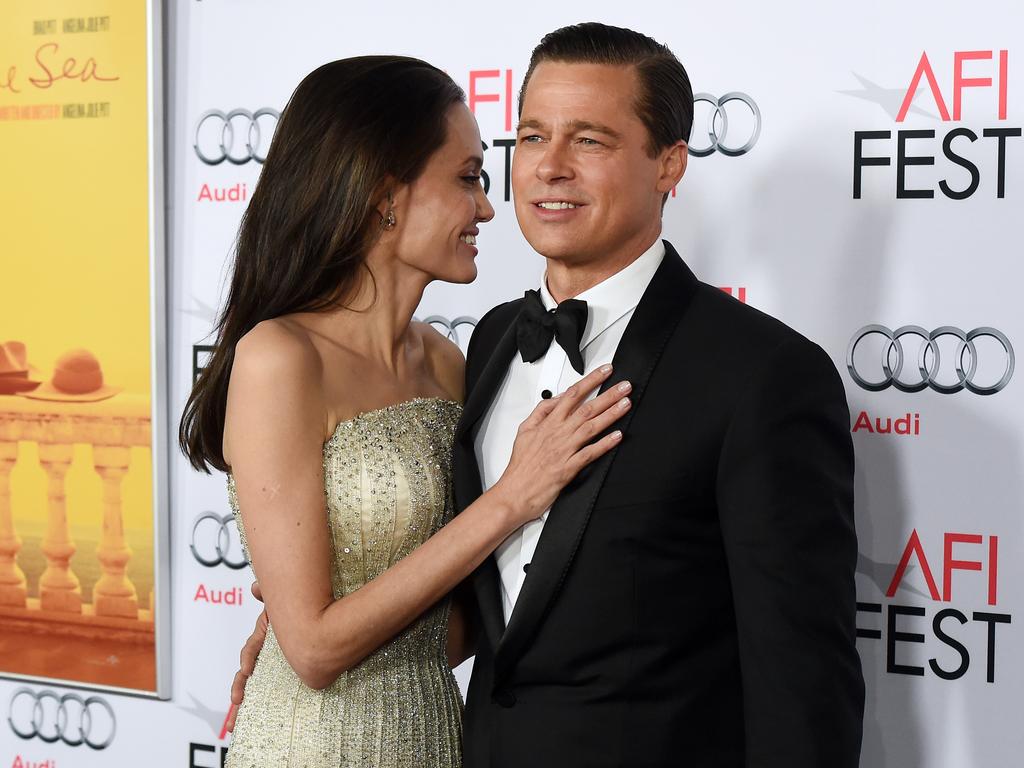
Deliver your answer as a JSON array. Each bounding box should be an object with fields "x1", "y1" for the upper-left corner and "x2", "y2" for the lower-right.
[
  {"x1": 182, "y1": 296, "x2": 219, "y2": 325},
  {"x1": 180, "y1": 693, "x2": 228, "y2": 739},
  {"x1": 838, "y1": 73, "x2": 937, "y2": 121},
  {"x1": 856, "y1": 551, "x2": 932, "y2": 600}
]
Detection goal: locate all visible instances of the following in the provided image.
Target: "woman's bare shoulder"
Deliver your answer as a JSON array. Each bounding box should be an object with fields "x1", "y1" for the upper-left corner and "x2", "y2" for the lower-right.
[
  {"x1": 413, "y1": 321, "x2": 465, "y2": 403},
  {"x1": 224, "y1": 319, "x2": 328, "y2": 464},
  {"x1": 234, "y1": 317, "x2": 323, "y2": 378}
]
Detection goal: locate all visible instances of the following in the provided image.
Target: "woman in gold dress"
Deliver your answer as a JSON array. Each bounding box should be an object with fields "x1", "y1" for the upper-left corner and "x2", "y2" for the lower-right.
[{"x1": 178, "y1": 57, "x2": 629, "y2": 767}]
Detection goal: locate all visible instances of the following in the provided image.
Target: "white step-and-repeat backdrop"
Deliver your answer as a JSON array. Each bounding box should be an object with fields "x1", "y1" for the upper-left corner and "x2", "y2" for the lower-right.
[{"x1": 3, "y1": 1, "x2": 1022, "y2": 766}]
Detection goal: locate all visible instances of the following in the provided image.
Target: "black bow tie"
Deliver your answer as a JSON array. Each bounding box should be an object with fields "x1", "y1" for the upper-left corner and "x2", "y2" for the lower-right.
[{"x1": 515, "y1": 289, "x2": 588, "y2": 374}]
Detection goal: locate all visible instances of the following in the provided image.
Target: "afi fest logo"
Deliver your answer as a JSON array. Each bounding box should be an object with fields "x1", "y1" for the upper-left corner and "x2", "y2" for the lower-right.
[
  {"x1": 850, "y1": 49, "x2": 1020, "y2": 198},
  {"x1": 857, "y1": 530, "x2": 1010, "y2": 683},
  {"x1": 465, "y1": 69, "x2": 760, "y2": 203},
  {"x1": 467, "y1": 69, "x2": 517, "y2": 202}
]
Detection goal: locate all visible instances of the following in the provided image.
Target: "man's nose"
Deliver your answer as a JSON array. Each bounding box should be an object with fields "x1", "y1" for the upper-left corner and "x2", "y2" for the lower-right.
[{"x1": 536, "y1": 141, "x2": 574, "y2": 183}]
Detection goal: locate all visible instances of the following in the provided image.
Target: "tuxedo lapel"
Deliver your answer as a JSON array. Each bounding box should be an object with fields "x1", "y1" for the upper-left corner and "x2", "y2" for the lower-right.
[
  {"x1": 457, "y1": 304, "x2": 522, "y2": 446},
  {"x1": 453, "y1": 306, "x2": 521, "y2": 651},
  {"x1": 493, "y1": 242, "x2": 699, "y2": 681}
]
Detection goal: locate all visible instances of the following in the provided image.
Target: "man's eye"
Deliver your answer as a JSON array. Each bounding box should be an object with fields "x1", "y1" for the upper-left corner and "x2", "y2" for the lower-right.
[
  {"x1": 519, "y1": 135, "x2": 543, "y2": 144},
  {"x1": 579, "y1": 137, "x2": 601, "y2": 146}
]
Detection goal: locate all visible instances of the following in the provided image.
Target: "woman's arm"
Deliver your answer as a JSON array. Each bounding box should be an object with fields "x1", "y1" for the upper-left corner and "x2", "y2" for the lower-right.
[{"x1": 224, "y1": 321, "x2": 629, "y2": 690}]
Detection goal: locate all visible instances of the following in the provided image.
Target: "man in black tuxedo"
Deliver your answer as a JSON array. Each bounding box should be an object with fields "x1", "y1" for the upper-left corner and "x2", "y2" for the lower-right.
[
  {"x1": 230, "y1": 22, "x2": 864, "y2": 767},
  {"x1": 455, "y1": 22, "x2": 864, "y2": 768}
]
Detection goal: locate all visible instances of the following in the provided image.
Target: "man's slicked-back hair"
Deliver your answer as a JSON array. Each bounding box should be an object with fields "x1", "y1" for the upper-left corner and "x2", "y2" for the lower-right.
[{"x1": 518, "y1": 22, "x2": 694, "y2": 157}]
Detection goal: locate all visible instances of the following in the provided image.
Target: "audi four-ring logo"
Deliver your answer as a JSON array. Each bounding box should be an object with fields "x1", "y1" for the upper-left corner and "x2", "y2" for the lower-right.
[
  {"x1": 193, "y1": 108, "x2": 280, "y2": 165},
  {"x1": 8, "y1": 688, "x2": 116, "y2": 750},
  {"x1": 191, "y1": 511, "x2": 248, "y2": 569},
  {"x1": 419, "y1": 315, "x2": 478, "y2": 347},
  {"x1": 689, "y1": 92, "x2": 762, "y2": 157},
  {"x1": 847, "y1": 325, "x2": 1015, "y2": 395}
]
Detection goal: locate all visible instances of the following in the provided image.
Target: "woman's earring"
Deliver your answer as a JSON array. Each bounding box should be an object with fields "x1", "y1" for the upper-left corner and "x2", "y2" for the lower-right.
[{"x1": 381, "y1": 191, "x2": 397, "y2": 230}]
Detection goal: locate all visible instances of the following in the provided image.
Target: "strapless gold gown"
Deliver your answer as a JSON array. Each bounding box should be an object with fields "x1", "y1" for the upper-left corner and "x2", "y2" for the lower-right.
[{"x1": 225, "y1": 398, "x2": 464, "y2": 767}]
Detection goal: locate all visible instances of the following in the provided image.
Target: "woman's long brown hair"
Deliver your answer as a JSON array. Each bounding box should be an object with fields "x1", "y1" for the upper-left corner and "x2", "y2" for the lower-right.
[{"x1": 179, "y1": 56, "x2": 465, "y2": 473}]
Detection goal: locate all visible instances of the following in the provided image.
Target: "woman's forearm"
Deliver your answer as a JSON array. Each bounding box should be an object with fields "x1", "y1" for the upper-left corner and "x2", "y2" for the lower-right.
[{"x1": 282, "y1": 487, "x2": 514, "y2": 688}]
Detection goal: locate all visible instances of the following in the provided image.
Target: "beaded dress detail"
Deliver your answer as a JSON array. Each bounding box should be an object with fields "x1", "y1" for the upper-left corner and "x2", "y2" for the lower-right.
[{"x1": 225, "y1": 398, "x2": 464, "y2": 768}]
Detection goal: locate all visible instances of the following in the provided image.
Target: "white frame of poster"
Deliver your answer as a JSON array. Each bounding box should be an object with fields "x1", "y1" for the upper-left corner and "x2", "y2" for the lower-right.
[{"x1": 149, "y1": 0, "x2": 171, "y2": 703}]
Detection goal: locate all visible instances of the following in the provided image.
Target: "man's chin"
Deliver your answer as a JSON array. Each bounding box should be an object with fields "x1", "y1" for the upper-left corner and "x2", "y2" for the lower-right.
[
  {"x1": 523, "y1": 232, "x2": 588, "y2": 262},
  {"x1": 517, "y1": 211, "x2": 589, "y2": 257}
]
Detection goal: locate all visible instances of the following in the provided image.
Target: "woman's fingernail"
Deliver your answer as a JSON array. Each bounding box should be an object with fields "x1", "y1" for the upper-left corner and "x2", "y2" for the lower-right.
[
  {"x1": 611, "y1": 430, "x2": 623, "y2": 440},
  {"x1": 601, "y1": 364, "x2": 613, "y2": 374},
  {"x1": 618, "y1": 397, "x2": 630, "y2": 409},
  {"x1": 617, "y1": 381, "x2": 631, "y2": 393}
]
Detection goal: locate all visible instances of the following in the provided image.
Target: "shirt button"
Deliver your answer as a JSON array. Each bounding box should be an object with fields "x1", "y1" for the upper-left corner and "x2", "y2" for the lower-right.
[
  {"x1": 523, "y1": 563, "x2": 530, "y2": 573},
  {"x1": 541, "y1": 389, "x2": 553, "y2": 399}
]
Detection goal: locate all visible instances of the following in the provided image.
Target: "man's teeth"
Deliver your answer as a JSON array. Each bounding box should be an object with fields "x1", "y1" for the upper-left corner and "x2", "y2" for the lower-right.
[
  {"x1": 537, "y1": 201, "x2": 579, "y2": 210},
  {"x1": 460, "y1": 234, "x2": 477, "y2": 245}
]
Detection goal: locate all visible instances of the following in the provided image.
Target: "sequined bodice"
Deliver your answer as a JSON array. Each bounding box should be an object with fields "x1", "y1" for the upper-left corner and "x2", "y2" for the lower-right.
[{"x1": 225, "y1": 398, "x2": 464, "y2": 768}]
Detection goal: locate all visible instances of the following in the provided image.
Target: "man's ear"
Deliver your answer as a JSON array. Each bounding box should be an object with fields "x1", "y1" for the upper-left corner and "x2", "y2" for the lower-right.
[{"x1": 656, "y1": 140, "x2": 688, "y2": 195}]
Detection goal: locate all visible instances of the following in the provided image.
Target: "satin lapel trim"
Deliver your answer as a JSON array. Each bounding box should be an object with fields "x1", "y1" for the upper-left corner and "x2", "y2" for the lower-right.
[
  {"x1": 450, "y1": 435, "x2": 505, "y2": 650},
  {"x1": 470, "y1": 557, "x2": 505, "y2": 652},
  {"x1": 456, "y1": 315, "x2": 520, "y2": 444},
  {"x1": 453, "y1": 309, "x2": 520, "y2": 651},
  {"x1": 493, "y1": 244, "x2": 698, "y2": 679}
]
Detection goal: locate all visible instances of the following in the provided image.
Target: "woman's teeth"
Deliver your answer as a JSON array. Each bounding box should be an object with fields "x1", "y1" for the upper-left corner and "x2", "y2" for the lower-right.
[{"x1": 460, "y1": 234, "x2": 477, "y2": 245}]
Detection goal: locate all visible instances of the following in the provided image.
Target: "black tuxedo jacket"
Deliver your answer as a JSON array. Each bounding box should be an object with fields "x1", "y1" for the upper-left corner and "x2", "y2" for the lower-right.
[{"x1": 453, "y1": 242, "x2": 864, "y2": 768}]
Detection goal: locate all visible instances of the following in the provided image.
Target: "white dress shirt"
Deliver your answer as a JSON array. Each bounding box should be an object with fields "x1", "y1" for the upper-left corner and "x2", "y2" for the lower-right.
[{"x1": 473, "y1": 239, "x2": 665, "y2": 625}]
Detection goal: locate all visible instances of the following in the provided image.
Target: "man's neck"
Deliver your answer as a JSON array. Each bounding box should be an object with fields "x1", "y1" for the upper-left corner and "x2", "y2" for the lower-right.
[{"x1": 544, "y1": 233, "x2": 662, "y2": 303}]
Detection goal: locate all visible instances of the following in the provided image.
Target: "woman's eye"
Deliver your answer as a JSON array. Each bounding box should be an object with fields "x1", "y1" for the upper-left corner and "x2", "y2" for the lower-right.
[{"x1": 462, "y1": 175, "x2": 482, "y2": 184}]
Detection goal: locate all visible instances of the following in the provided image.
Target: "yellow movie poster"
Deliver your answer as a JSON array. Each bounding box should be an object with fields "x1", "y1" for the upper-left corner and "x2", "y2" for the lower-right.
[{"x1": 0, "y1": 1, "x2": 166, "y2": 695}]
